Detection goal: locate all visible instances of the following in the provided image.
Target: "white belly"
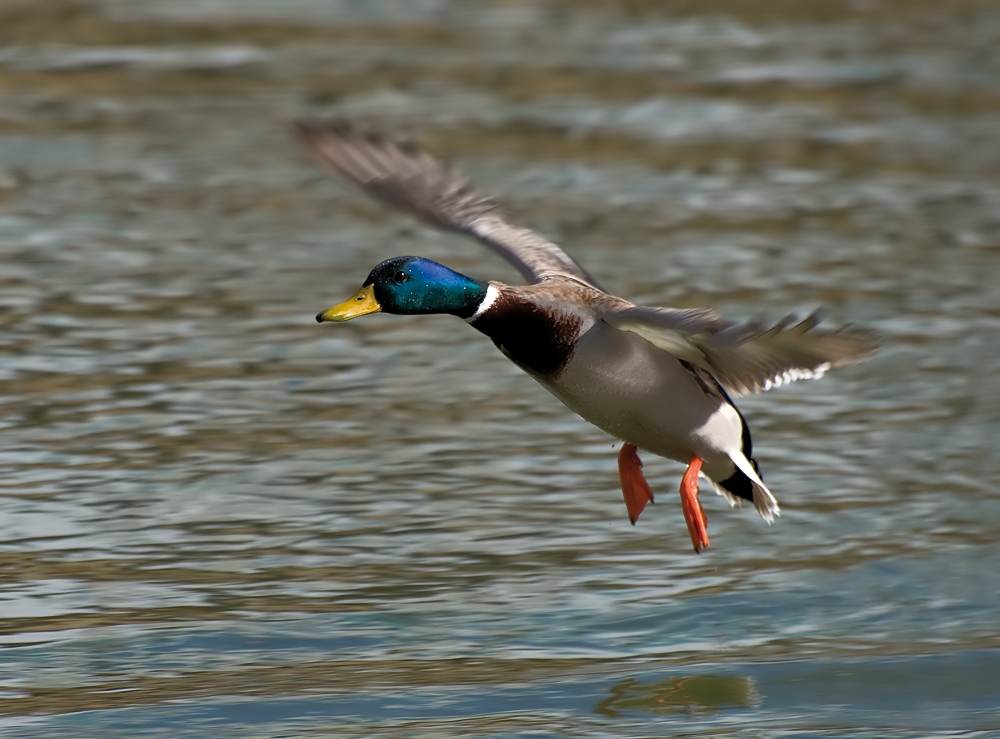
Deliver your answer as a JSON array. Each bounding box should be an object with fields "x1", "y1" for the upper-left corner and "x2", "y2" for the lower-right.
[{"x1": 534, "y1": 321, "x2": 743, "y2": 481}]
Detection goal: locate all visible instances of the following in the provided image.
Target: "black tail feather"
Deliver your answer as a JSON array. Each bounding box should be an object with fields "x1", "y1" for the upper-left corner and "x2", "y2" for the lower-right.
[{"x1": 718, "y1": 457, "x2": 760, "y2": 503}]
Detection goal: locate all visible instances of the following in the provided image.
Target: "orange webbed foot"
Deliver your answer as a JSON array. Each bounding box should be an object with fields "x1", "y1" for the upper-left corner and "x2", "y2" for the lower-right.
[
  {"x1": 617, "y1": 443, "x2": 655, "y2": 525},
  {"x1": 680, "y1": 456, "x2": 710, "y2": 553}
]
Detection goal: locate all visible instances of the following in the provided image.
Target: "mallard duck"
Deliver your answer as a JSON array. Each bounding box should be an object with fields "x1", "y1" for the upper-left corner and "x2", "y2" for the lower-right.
[{"x1": 294, "y1": 120, "x2": 877, "y2": 553}]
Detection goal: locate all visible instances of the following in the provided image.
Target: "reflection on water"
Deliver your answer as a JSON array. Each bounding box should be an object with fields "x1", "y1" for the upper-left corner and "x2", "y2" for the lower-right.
[
  {"x1": 1, "y1": 0, "x2": 999, "y2": 737},
  {"x1": 594, "y1": 674, "x2": 757, "y2": 718}
]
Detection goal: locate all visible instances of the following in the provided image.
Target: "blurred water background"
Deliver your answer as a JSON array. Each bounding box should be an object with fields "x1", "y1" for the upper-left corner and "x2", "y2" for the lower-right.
[{"x1": 1, "y1": 1, "x2": 999, "y2": 736}]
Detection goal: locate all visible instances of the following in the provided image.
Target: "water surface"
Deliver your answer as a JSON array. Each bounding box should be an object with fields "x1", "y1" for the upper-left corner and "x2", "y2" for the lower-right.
[{"x1": 1, "y1": 1, "x2": 999, "y2": 736}]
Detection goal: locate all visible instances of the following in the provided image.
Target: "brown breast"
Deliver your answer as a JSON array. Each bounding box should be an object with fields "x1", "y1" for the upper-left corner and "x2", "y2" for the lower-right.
[{"x1": 469, "y1": 290, "x2": 585, "y2": 379}]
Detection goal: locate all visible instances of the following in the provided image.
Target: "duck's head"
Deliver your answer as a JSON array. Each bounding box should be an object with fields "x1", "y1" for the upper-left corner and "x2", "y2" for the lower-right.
[{"x1": 316, "y1": 256, "x2": 486, "y2": 322}]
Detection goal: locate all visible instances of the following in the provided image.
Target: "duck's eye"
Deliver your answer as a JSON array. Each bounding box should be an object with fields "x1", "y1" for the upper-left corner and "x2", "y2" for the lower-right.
[{"x1": 393, "y1": 271, "x2": 409, "y2": 284}]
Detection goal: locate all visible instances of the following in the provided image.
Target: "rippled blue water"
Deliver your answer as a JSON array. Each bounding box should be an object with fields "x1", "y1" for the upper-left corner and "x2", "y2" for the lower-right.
[{"x1": 1, "y1": 0, "x2": 999, "y2": 736}]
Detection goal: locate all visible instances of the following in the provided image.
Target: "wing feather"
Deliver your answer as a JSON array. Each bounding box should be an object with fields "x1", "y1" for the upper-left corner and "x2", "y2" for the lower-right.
[
  {"x1": 293, "y1": 120, "x2": 604, "y2": 290},
  {"x1": 606, "y1": 306, "x2": 878, "y2": 395}
]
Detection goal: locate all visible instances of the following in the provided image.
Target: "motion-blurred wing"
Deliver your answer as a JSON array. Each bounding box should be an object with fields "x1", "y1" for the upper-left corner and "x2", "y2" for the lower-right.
[
  {"x1": 605, "y1": 306, "x2": 878, "y2": 395},
  {"x1": 293, "y1": 120, "x2": 604, "y2": 290}
]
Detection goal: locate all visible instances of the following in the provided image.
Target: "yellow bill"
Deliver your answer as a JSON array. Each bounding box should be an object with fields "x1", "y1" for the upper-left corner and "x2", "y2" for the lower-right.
[{"x1": 316, "y1": 284, "x2": 382, "y2": 322}]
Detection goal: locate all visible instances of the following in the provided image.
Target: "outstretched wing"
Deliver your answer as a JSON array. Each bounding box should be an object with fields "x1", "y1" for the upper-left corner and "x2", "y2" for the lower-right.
[
  {"x1": 293, "y1": 120, "x2": 604, "y2": 290},
  {"x1": 605, "y1": 306, "x2": 878, "y2": 396}
]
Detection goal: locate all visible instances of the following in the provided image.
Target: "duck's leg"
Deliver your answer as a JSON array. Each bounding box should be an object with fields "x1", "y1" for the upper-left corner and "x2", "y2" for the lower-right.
[
  {"x1": 617, "y1": 443, "x2": 655, "y2": 525},
  {"x1": 680, "y1": 456, "x2": 710, "y2": 553}
]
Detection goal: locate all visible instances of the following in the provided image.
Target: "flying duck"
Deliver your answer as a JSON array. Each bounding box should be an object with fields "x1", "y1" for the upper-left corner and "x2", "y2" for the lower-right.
[{"x1": 294, "y1": 120, "x2": 877, "y2": 553}]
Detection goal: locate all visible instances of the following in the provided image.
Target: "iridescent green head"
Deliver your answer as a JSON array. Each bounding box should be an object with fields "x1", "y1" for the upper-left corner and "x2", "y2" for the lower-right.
[{"x1": 316, "y1": 257, "x2": 486, "y2": 322}]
